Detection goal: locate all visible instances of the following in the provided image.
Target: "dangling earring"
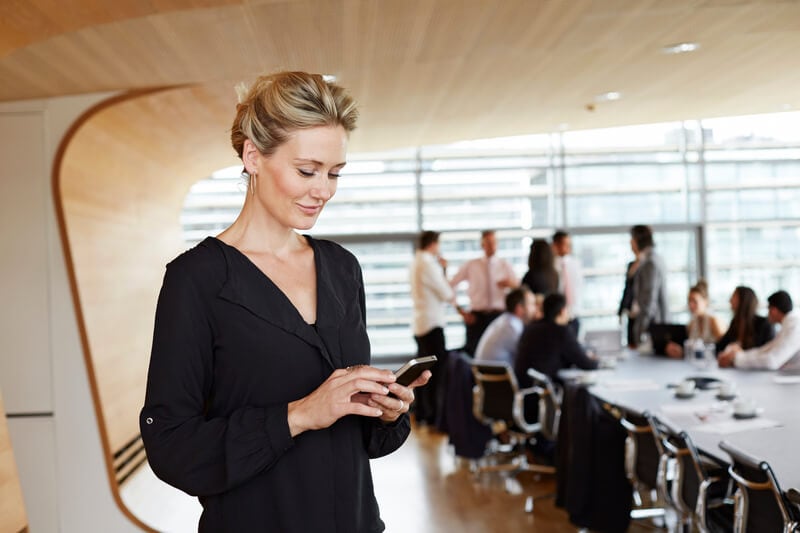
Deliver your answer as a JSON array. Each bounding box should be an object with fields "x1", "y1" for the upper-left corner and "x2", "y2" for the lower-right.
[{"x1": 250, "y1": 172, "x2": 257, "y2": 197}]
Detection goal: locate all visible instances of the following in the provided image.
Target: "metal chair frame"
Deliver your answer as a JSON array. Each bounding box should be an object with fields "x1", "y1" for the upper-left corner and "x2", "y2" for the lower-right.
[
  {"x1": 619, "y1": 411, "x2": 668, "y2": 526},
  {"x1": 719, "y1": 440, "x2": 799, "y2": 533},
  {"x1": 470, "y1": 361, "x2": 555, "y2": 512}
]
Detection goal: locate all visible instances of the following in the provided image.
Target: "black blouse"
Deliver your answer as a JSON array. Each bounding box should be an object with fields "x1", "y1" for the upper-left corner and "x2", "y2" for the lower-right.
[
  {"x1": 716, "y1": 314, "x2": 775, "y2": 354},
  {"x1": 140, "y1": 236, "x2": 409, "y2": 532}
]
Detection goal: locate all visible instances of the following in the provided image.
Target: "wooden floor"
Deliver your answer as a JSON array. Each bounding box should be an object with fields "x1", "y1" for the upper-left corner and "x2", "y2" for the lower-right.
[
  {"x1": 373, "y1": 423, "x2": 574, "y2": 533},
  {"x1": 123, "y1": 421, "x2": 656, "y2": 532}
]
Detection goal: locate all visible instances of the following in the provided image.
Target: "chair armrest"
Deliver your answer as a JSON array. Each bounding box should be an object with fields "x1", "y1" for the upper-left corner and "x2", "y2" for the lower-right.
[{"x1": 512, "y1": 386, "x2": 543, "y2": 434}]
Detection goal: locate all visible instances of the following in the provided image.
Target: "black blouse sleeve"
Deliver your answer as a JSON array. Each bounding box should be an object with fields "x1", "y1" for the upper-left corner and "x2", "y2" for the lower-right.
[
  {"x1": 754, "y1": 316, "x2": 776, "y2": 347},
  {"x1": 352, "y1": 265, "x2": 411, "y2": 457},
  {"x1": 140, "y1": 259, "x2": 294, "y2": 497}
]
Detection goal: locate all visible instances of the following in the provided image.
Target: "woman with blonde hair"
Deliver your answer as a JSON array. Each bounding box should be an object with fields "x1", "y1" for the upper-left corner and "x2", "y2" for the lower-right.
[
  {"x1": 665, "y1": 280, "x2": 723, "y2": 358},
  {"x1": 140, "y1": 72, "x2": 429, "y2": 532}
]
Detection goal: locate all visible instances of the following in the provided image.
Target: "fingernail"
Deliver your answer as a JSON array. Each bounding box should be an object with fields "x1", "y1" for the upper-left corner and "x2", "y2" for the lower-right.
[
  {"x1": 382, "y1": 387, "x2": 389, "y2": 394},
  {"x1": 376, "y1": 410, "x2": 383, "y2": 416}
]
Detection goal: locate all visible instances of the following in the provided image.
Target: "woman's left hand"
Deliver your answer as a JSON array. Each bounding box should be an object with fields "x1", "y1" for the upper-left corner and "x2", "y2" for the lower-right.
[{"x1": 360, "y1": 370, "x2": 432, "y2": 423}]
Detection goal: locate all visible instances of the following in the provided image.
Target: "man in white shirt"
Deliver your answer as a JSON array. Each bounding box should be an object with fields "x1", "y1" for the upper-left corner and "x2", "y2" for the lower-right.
[
  {"x1": 410, "y1": 230, "x2": 460, "y2": 426},
  {"x1": 718, "y1": 290, "x2": 800, "y2": 370},
  {"x1": 450, "y1": 230, "x2": 519, "y2": 355},
  {"x1": 475, "y1": 286, "x2": 538, "y2": 366},
  {"x1": 552, "y1": 230, "x2": 583, "y2": 338}
]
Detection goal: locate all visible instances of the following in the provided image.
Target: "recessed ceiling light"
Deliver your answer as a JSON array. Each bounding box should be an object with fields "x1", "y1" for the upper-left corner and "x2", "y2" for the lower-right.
[
  {"x1": 323, "y1": 74, "x2": 337, "y2": 82},
  {"x1": 662, "y1": 42, "x2": 700, "y2": 55},
  {"x1": 595, "y1": 91, "x2": 622, "y2": 102}
]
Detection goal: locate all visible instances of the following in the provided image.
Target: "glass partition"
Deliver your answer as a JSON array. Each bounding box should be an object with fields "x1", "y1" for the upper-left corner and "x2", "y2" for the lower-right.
[{"x1": 183, "y1": 111, "x2": 800, "y2": 359}]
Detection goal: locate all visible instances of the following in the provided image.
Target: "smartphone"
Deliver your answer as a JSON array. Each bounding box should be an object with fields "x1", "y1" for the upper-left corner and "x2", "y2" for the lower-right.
[{"x1": 394, "y1": 355, "x2": 437, "y2": 387}]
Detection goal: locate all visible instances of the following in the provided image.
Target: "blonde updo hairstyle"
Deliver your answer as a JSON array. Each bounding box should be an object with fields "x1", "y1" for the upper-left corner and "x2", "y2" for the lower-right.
[
  {"x1": 689, "y1": 279, "x2": 709, "y2": 300},
  {"x1": 231, "y1": 71, "x2": 359, "y2": 165}
]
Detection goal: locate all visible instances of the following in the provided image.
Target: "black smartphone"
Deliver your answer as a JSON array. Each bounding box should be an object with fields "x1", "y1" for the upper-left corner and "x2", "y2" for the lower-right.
[{"x1": 394, "y1": 355, "x2": 437, "y2": 387}]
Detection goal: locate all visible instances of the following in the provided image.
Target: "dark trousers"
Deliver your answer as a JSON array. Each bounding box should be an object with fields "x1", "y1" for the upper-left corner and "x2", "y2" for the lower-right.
[
  {"x1": 464, "y1": 310, "x2": 502, "y2": 356},
  {"x1": 413, "y1": 327, "x2": 447, "y2": 426}
]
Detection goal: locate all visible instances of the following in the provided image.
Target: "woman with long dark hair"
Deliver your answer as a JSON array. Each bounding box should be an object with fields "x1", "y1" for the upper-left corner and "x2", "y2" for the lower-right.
[
  {"x1": 521, "y1": 238, "x2": 558, "y2": 296},
  {"x1": 716, "y1": 285, "x2": 775, "y2": 355}
]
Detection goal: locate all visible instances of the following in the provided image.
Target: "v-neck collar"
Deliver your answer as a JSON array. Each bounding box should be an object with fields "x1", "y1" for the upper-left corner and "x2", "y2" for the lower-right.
[{"x1": 207, "y1": 235, "x2": 347, "y2": 369}]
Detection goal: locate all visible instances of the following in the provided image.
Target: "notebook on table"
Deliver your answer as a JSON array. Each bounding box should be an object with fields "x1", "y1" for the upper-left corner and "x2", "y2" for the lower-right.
[{"x1": 648, "y1": 323, "x2": 688, "y2": 356}]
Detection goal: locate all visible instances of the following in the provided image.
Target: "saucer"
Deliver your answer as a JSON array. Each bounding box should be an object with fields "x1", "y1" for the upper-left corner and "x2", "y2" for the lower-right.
[
  {"x1": 675, "y1": 391, "x2": 695, "y2": 399},
  {"x1": 716, "y1": 393, "x2": 737, "y2": 401}
]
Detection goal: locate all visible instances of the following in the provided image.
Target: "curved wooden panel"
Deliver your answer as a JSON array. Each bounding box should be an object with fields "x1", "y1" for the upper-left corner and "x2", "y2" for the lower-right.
[
  {"x1": 53, "y1": 85, "x2": 240, "y2": 529},
  {"x1": 0, "y1": 391, "x2": 28, "y2": 533}
]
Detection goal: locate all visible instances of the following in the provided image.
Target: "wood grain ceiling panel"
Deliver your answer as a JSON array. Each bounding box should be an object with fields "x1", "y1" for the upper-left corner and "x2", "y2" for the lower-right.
[{"x1": 3, "y1": 0, "x2": 800, "y2": 151}]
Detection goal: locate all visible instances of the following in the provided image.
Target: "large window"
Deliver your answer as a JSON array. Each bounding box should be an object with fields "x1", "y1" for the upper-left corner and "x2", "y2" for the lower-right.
[{"x1": 182, "y1": 111, "x2": 800, "y2": 359}]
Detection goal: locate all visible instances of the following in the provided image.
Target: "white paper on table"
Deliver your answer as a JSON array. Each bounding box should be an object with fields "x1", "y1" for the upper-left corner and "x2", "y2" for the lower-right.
[
  {"x1": 690, "y1": 417, "x2": 782, "y2": 435},
  {"x1": 773, "y1": 374, "x2": 800, "y2": 384},
  {"x1": 594, "y1": 378, "x2": 661, "y2": 392}
]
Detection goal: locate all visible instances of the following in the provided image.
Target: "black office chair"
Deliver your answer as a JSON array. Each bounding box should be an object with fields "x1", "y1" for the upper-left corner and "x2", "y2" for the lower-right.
[
  {"x1": 619, "y1": 411, "x2": 668, "y2": 526},
  {"x1": 646, "y1": 413, "x2": 734, "y2": 533},
  {"x1": 719, "y1": 440, "x2": 799, "y2": 532},
  {"x1": 526, "y1": 368, "x2": 562, "y2": 442},
  {"x1": 470, "y1": 361, "x2": 555, "y2": 512}
]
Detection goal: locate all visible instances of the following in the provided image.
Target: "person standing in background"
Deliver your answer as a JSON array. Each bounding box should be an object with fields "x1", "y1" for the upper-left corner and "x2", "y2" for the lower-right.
[
  {"x1": 618, "y1": 250, "x2": 641, "y2": 348},
  {"x1": 409, "y1": 230, "x2": 461, "y2": 426},
  {"x1": 450, "y1": 230, "x2": 519, "y2": 355},
  {"x1": 552, "y1": 230, "x2": 582, "y2": 338},
  {"x1": 521, "y1": 238, "x2": 559, "y2": 297},
  {"x1": 628, "y1": 225, "x2": 669, "y2": 347}
]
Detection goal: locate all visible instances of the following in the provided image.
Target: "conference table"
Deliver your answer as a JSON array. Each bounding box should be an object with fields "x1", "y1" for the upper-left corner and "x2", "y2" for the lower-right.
[{"x1": 561, "y1": 349, "x2": 800, "y2": 492}]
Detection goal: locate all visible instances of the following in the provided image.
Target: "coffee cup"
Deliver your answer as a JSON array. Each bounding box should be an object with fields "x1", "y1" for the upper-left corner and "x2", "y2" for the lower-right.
[
  {"x1": 677, "y1": 379, "x2": 696, "y2": 395},
  {"x1": 733, "y1": 398, "x2": 756, "y2": 417},
  {"x1": 719, "y1": 381, "x2": 737, "y2": 397}
]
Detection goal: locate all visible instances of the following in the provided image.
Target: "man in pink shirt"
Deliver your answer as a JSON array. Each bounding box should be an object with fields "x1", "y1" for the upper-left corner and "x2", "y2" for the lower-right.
[{"x1": 450, "y1": 230, "x2": 518, "y2": 355}]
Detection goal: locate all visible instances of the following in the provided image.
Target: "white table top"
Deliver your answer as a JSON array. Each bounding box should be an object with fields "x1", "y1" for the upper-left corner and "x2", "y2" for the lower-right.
[{"x1": 565, "y1": 350, "x2": 800, "y2": 491}]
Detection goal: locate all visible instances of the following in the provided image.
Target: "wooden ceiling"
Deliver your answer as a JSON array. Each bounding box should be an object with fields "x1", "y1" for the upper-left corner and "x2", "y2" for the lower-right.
[{"x1": 3, "y1": 0, "x2": 800, "y2": 152}]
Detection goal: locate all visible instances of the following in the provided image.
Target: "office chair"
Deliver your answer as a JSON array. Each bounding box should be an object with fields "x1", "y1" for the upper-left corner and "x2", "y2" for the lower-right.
[
  {"x1": 719, "y1": 440, "x2": 799, "y2": 532},
  {"x1": 646, "y1": 414, "x2": 734, "y2": 533},
  {"x1": 526, "y1": 368, "x2": 562, "y2": 442},
  {"x1": 619, "y1": 411, "x2": 668, "y2": 527},
  {"x1": 470, "y1": 361, "x2": 555, "y2": 512}
]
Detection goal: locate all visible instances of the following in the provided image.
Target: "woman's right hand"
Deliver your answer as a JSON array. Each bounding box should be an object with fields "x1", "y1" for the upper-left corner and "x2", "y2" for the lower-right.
[
  {"x1": 665, "y1": 340, "x2": 683, "y2": 359},
  {"x1": 287, "y1": 365, "x2": 396, "y2": 437}
]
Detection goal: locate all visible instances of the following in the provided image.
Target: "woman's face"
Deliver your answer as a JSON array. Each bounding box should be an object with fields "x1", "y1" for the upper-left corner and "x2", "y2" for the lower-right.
[
  {"x1": 245, "y1": 126, "x2": 347, "y2": 231},
  {"x1": 687, "y1": 292, "x2": 706, "y2": 315},
  {"x1": 729, "y1": 290, "x2": 740, "y2": 312}
]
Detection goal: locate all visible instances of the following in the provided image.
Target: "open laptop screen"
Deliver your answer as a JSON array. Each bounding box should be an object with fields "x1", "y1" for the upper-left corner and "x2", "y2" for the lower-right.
[{"x1": 648, "y1": 323, "x2": 688, "y2": 356}]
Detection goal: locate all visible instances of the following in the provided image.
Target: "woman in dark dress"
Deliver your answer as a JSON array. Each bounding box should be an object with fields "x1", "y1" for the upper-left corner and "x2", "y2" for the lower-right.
[
  {"x1": 140, "y1": 71, "x2": 430, "y2": 532},
  {"x1": 521, "y1": 238, "x2": 558, "y2": 296},
  {"x1": 716, "y1": 285, "x2": 775, "y2": 355}
]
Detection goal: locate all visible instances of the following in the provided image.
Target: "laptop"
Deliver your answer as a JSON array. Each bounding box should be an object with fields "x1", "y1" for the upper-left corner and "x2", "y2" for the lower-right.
[
  {"x1": 648, "y1": 323, "x2": 688, "y2": 356},
  {"x1": 583, "y1": 329, "x2": 623, "y2": 356}
]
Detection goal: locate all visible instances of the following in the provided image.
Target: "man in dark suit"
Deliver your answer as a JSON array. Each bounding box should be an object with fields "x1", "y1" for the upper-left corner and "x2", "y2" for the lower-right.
[{"x1": 515, "y1": 293, "x2": 598, "y2": 387}]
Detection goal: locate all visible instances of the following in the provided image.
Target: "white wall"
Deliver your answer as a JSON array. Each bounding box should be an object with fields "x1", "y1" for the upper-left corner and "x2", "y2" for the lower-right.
[{"x1": 0, "y1": 95, "x2": 141, "y2": 532}]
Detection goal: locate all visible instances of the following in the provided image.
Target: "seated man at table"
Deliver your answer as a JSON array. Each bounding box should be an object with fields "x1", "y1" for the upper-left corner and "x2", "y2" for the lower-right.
[
  {"x1": 718, "y1": 290, "x2": 800, "y2": 370},
  {"x1": 474, "y1": 286, "x2": 538, "y2": 366},
  {"x1": 515, "y1": 293, "x2": 598, "y2": 386}
]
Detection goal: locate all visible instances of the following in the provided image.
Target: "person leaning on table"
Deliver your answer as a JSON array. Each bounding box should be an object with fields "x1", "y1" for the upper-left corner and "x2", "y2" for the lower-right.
[
  {"x1": 718, "y1": 290, "x2": 800, "y2": 370},
  {"x1": 140, "y1": 71, "x2": 430, "y2": 532}
]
